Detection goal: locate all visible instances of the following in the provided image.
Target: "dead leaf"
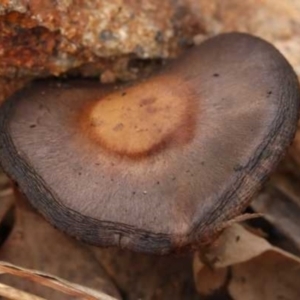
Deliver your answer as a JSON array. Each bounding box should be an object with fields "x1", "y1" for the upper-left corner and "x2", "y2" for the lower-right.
[
  {"x1": 251, "y1": 159, "x2": 300, "y2": 254},
  {"x1": 193, "y1": 261, "x2": 228, "y2": 296},
  {"x1": 0, "y1": 191, "x2": 121, "y2": 300},
  {"x1": 229, "y1": 250, "x2": 300, "y2": 300},
  {"x1": 194, "y1": 224, "x2": 300, "y2": 300},
  {"x1": 0, "y1": 261, "x2": 118, "y2": 300},
  {"x1": 0, "y1": 282, "x2": 45, "y2": 300}
]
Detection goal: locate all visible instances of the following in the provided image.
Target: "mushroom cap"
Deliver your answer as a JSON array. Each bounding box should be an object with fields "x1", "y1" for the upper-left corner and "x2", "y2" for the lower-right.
[{"x1": 0, "y1": 33, "x2": 299, "y2": 254}]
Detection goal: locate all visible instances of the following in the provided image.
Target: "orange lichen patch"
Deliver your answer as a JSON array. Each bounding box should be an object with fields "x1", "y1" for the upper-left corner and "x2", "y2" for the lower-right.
[
  {"x1": 82, "y1": 76, "x2": 198, "y2": 158},
  {"x1": 0, "y1": 1, "x2": 201, "y2": 79},
  {"x1": 0, "y1": 14, "x2": 60, "y2": 75}
]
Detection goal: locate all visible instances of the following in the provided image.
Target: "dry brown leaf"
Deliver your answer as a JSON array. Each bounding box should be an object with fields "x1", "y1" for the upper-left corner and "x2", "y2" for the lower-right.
[
  {"x1": 0, "y1": 282, "x2": 45, "y2": 300},
  {"x1": 229, "y1": 250, "x2": 300, "y2": 300},
  {"x1": 194, "y1": 224, "x2": 300, "y2": 299},
  {"x1": 251, "y1": 157, "x2": 300, "y2": 254},
  {"x1": 0, "y1": 261, "x2": 118, "y2": 300},
  {"x1": 252, "y1": 182, "x2": 300, "y2": 254},
  {"x1": 0, "y1": 191, "x2": 121, "y2": 300},
  {"x1": 192, "y1": 262, "x2": 228, "y2": 296}
]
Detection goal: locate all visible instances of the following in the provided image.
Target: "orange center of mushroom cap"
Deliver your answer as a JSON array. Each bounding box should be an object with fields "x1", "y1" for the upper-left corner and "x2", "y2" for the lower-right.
[{"x1": 85, "y1": 75, "x2": 197, "y2": 157}]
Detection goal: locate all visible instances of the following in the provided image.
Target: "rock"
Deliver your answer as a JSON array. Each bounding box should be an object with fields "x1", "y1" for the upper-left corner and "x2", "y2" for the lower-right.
[{"x1": 0, "y1": 0, "x2": 200, "y2": 80}]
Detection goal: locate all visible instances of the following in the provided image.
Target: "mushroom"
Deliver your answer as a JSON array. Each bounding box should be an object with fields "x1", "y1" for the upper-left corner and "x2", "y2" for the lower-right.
[{"x1": 0, "y1": 33, "x2": 299, "y2": 254}]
